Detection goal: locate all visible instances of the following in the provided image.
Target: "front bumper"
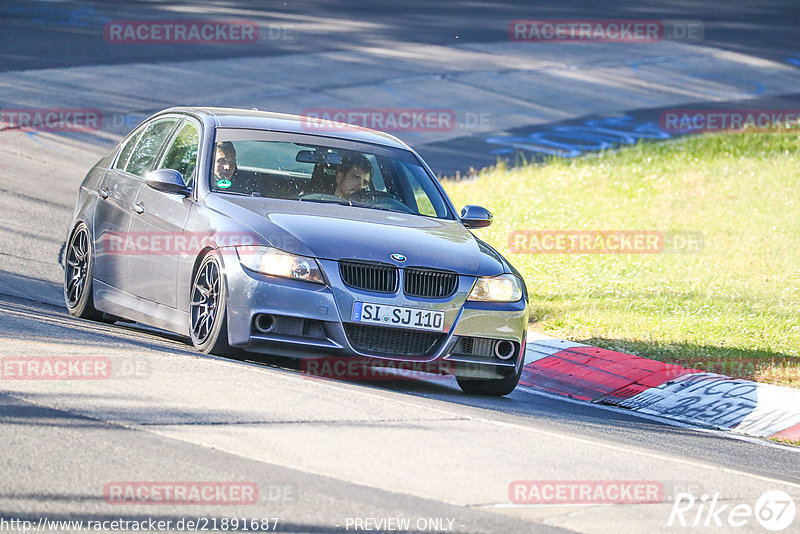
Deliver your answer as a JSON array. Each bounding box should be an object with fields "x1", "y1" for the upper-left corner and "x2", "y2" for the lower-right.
[{"x1": 219, "y1": 248, "x2": 529, "y2": 379}]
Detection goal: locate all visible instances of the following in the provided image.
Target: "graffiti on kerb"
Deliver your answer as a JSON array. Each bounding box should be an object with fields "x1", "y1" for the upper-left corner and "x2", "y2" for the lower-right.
[{"x1": 486, "y1": 115, "x2": 671, "y2": 158}]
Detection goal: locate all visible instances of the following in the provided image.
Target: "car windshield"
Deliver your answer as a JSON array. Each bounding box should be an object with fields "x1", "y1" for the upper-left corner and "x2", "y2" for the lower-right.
[{"x1": 210, "y1": 130, "x2": 451, "y2": 218}]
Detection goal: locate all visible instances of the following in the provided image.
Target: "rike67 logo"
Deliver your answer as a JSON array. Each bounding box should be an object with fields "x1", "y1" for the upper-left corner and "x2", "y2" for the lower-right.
[{"x1": 669, "y1": 490, "x2": 796, "y2": 531}]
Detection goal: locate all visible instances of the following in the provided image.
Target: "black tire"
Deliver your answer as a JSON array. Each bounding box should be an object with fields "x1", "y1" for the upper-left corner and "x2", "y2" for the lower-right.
[
  {"x1": 64, "y1": 223, "x2": 104, "y2": 321},
  {"x1": 190, "y1": 253, "x2": 237, "y2": 356},
  {"x1": 456, "y1": 361, "x2": 523, "y2": 396}
]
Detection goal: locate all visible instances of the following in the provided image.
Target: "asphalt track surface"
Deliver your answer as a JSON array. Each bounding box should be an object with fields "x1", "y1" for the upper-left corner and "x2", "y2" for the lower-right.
[
  {"x1": 1, "y1": 1, "x2": 800, "y2": 533},
  {"x1": 3, "y1": 0, "x2": 800, "y2": 71}
]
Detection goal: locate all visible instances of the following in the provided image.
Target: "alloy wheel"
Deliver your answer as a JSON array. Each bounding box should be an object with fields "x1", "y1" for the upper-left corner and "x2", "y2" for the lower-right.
[
  {"x1": 191, "y1": 259, "x2": 221, "y2": 344},
  {"x1": 65, "y1": 226, "x2": 90, "y2": 307}
]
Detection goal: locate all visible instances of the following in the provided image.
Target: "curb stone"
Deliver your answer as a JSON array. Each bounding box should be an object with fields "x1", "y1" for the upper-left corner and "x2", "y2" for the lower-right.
[{"x1": 522, "y1": 333, "x2": 800, "y2": 440}]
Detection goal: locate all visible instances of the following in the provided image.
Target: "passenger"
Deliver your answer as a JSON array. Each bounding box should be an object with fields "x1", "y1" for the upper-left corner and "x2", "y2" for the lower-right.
[
  {"x1": 333, "y1": 153, "x2": 373, "y2": 199},
  {"x1": 214, "y1": 141, "x2": 238, "y2": 184}
]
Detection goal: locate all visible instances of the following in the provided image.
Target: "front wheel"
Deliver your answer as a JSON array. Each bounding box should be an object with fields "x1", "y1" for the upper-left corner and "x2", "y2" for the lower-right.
[
  {"x1": 64, "y1": 223, "x2": 103, "y2": 320},
  {"x1": 190, "y1": 253, "x2": 237, "y2": 356},
  {"x1": 456, "y1": 362, "x2": 523, "y2": 396}
]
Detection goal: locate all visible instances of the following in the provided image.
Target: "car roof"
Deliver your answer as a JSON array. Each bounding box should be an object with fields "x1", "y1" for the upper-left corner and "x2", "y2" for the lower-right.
[{"x1": 160, "y1": 106, "x2": 411, "y2": 150}]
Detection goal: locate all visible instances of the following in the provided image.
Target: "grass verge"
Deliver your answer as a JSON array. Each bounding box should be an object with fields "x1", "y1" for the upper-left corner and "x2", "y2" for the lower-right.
[
  {"x1": 772, "y1": 438, "x2": 800, "y2": 447},
  {"x1": 442, "y1": 133, "x2": 800, "y2": 387}
]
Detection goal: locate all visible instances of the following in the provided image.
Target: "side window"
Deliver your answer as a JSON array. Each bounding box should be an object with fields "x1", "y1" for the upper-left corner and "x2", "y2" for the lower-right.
[
  {"x1": 124, "y1": 118, "x2": 178, "y2": 177},
  {"x1": 159, "y1": 121, "x2": 200, "y2": 186},
  {"x1": 397, "y1": 162, "x2": 442, "y2": 217},
  {"x1": 412, "y1": 182, "x2": 436, "y2": 217},
  {"x1": 114, "y1": 130, "x2": 143, "y2": 170}
]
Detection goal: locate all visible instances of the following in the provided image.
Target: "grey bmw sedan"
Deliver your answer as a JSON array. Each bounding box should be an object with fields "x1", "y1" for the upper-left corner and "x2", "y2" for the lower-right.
[{"x1": 65, "y1": 107, "x2": 529, "y2": 395}]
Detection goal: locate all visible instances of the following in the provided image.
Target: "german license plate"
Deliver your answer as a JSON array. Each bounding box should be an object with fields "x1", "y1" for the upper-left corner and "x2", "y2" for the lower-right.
[{"x1": 351, "y1": 302, "x2": 445, "y2": 332}]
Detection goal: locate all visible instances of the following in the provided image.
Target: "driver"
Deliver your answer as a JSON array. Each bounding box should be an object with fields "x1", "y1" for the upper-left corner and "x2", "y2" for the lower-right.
[{"x1": 333, "y1": 153, "x2": 373, "y2": 199}]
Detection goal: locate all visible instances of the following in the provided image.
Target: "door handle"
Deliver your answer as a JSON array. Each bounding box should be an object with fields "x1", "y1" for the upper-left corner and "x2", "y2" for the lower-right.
[
  {"x1": 132, "y1": 202, "x2": 145, "y2": 214},
  {"x1": 98, "y1": 188, "x2": 109, "y2": 199}
]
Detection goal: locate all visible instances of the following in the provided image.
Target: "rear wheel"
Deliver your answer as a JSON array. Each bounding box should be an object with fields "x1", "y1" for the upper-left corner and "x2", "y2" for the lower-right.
[
  {"x1": 64, "y1": 223, "x2": 103, "y2": 320},
  {"x1": 190, "y1": 253, "x2": 237, "y2": 356},
  {"x1": 456, "y1": 361, "x2": 523, "y2": 396}
]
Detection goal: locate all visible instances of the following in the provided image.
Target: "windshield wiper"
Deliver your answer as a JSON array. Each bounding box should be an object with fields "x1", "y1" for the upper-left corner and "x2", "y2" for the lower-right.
[
  {"x1": 212, "y1": 190, "x2": 251, "y2": 197},
  {"x1": 296, "y1": 198, "x2": 353, "y2": 206},
  {"x1": 347, "y1": 202, "x2": 414, "y2": 215}
]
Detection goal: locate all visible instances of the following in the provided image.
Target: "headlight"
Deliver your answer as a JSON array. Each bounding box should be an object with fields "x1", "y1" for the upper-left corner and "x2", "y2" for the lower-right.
[
  {"x1": 236, "y1": 246, "x2": 325, "y2": 284},
  {"x1": 468, "y1": 274, "x2": 523, "y2": 302}
]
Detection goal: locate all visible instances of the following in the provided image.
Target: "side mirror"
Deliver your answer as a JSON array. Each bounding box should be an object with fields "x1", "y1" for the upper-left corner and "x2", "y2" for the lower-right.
[
  {"x1": 460, "y1": 205, "x2": 493, "y2": 228},
  {"x1": 145, "y1": 169, "x2": 191, "y2": 196}
]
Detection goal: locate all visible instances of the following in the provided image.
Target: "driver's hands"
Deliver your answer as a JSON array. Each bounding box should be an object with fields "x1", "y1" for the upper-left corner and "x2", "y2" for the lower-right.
[{"x1": 346, "y1": 188, "x2": 371, "y2": 201}]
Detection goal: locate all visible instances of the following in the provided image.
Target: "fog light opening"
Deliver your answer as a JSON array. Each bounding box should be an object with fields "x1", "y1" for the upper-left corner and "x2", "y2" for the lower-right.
[
  {"x1": 494, "y1": 340, "x2": 515, "y2": 360},
  {"x1": 254, "y1": 314, "x2": 275, "y2": 334}
]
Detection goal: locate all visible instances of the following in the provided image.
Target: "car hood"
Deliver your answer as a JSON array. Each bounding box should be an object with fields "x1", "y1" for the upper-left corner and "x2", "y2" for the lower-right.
[{"x1": 207, "y1": 196, "x2": 505, "y2": 276}]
